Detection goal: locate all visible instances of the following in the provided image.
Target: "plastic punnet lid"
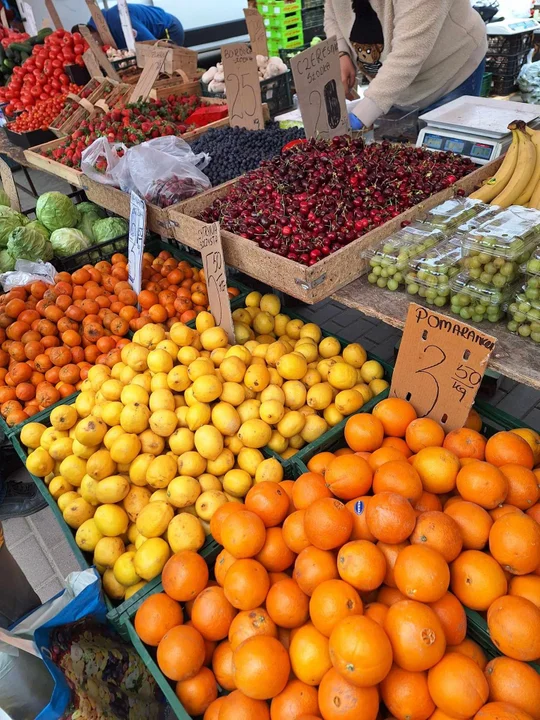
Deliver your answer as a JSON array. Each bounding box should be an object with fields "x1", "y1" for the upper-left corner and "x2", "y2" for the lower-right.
[
  {"x1": 424, "y1": 198, "x2": 487, "y2": 231},
  {"x1": 507, "y1": 286, "x2": 540, "y2": 342},
  {"x1": 462, "y1": 206, "x2": 540, "y2": 259},
  {"x1": 367, "y1": 222, "x2": 446, "y2": 271},
  {"x1": 456, "y1": 205, "x2": 502, "y2": 235},
  {"x1": 406, "y1": 238, "x2": 463, "y2": 288},
  {"x1": 450, "y1": 271, "x2": 517, "y2": 307}
]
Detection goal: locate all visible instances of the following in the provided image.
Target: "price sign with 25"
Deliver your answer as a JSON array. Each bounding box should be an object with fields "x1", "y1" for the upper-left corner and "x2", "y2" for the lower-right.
[{"x1": 222, "y1": 42, "x2": 265, "y2": 131}]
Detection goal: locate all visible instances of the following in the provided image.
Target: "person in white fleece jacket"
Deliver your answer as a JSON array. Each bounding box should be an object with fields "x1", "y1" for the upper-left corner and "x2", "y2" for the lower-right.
[{"x1": 325, "y1": 0, "x2": 487, "y2": 128}]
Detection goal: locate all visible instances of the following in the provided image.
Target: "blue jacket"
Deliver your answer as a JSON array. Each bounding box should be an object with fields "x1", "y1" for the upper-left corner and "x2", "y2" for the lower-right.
[{"x1": 88, "y1": 4, "x2": 177, "y2": 49}]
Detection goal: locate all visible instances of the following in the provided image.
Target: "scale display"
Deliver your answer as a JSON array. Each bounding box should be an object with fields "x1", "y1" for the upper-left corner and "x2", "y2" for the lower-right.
[{"x1": 422, "y1": 132, "x2": 496, "y2": 162}]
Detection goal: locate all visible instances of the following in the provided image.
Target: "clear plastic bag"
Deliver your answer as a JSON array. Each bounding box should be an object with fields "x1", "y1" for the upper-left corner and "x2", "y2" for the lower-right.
[
  {"x1": 80, "y1": 138, "x2": 127, "y2": 186},
  {"x1": 111, "y1": 136, "x2": 211, "y2": 208},
  {"x1": 0, "y1": 259, "x2": 56, "y2": 291}
]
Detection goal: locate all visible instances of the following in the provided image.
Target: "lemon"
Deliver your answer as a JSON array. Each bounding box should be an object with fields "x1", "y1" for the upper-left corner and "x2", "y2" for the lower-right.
[
  {"x1": 259, "y1": 399, "x2": 285, "y2": 425},
  {"x1": 139, "y1": 429, "x2": 165, "y2": 455},
  {"x1": 238, "y1": 419, "x2": 272, "y2": 448},
  {"x1": 177, "y1": 451, "x2": 206, "y2": 478},
  {"x1": 225, "y1": 345, "x2": 251, "y2": 364},
  {"x1": 194, "y1": 425, "x2": 224, "y2": 461},
  {"x1": 136, "y1": 501, "x2": 174, "y2": 538},
  {"x1": 50, "y1": 405, "x2": 78, "y2": 431},
  {"x1": 328, "y1": 362, "x2": 357, "y2": 390},
  {"x1": 169, "y1": 427, "x2": 195, "y2": 455},
  {"x1": 285, "y1": 319, "x2": 303, "y2": 339},
  {"x1": 48, "y1": 437, "x2": 74, "y2": 462},
  {"x1": 195, "y1": 490, "x2": 228, "y2": 521},
  {"x1": 212, "y1": 402, "x2": 241, "y2": 436},
  {"x1": 260, "y1": 293, "x2": 281, "y2": 316},
  {"x1": 133, "y1": 538, "x2": 170, "y2": 581},
  {"x1": 324, "y1": 403, "x2": 344, "y2": 427},
  {"x1": 100, "y1": 379, "x2": 124, "y2": 402},
  {"x1": 94, "y1": 536, "x2": 125, "y2": 567},
  {"x1": 282, "y1": 380, "x2": 307, "y2": 410},
  {"x1": 76, "y1": 519, "x2": 103, "y2": 552},
  {"x1": 149, "y1": 389, "x2": 175, "y2": 412},
  {"x1": 307, "y1": 382, "x2": 334, "y2": 410},
  {"x1": 254, "y1": 457, "x2": 283, "y2": 484},
  {"x1": 267, "y1": 430, "x2": 288, "y2": 454},
  {"x1": 109, "y1": 433, "x2": 141, "y2": 464},
  {"x1": 277, "y1": 410, "x2": 306, "y2": 438},
  {"x1": 277, "y1": 353, "x2": 308, "y2": 380},
  {"x1": 113, "y1": 552, "x2": 141, "y2": 587},
  {"x1": 237, "y1": 399, "x2": 262, "y2": 423},
  {"x1": 244, "y1": 364, "x2": 270, "y2": 392},
  {"x1": 125, "y1": 581, "x2": 147, "y2": 600},
  {"x1": 59, "y1": 455, "x2": 87, "y2": 487},
  {"x1": 167, "y1": 365, "x2": 191, "y2": 392},
  {"x1": 57, "y1": 491, "x2": 79, "y2": 513},
  {"x1": 342, "y1": 343, "x2": 367, "y2": 368},
  {"x1": 102, "y1": 569, "x2": 125, "y2": 600},
  {"x1": 232, "y1": 307, "x2": 252, "y2": 324},
  {"x1": 207, "y1": 448, "x2": 235, "y2": 475},
  {"x1": 220, "y1": 356, "x2": 247, "y2": 383},
  {"x1": 63, "y1": 497, "x2": 95, "y2": 529},
  {"x1": 252, "y1": 311, "x2": 274, "y2": 335},
  {"x1": 192, "y1": 374, "x2": 223, "y2": 403},
  {"x1": 245, "y1": 291, "x2": 262, "y2": 307},
  {"x1": 170, "y1": 322, "x2": 196, "y2": 346},
  {"x1": 301, "y1": 414, "x2": 328, "y2": 443},
  {"x1": 370, "y1": 378, "x2": 390, "y2": 395},
  {"x1": 49, "y1": 475, "x2": 74, "y2": 499},
  {"x1": 200, "y1": 327, "x2": 229, "y2": 351},
  {"x1": 147, "y1": 454, "x2": 177, "y2": 488},
  {"x1": 223, "y1": 468, "x2": 252, "y2": 497},
  {"x1": 198, "y1": 473, "x2": 222, "y2": 491},
  {"x1": 319, "y1": 337, "x2": 341, "y2": 358},
  {"x1": 237, "y1": 447, "x2": 264, "y2": 476},
  {"x1": 120, "y1": 403, "x2": 150, "y2": 434},
  {"x1": 360, "y1": 360, "x2": 384, "y2": 382},
  {"x1": 299, "y1": 323, "x2": 322, "y2": 343},
  {"x1": 149, "y1": 409, "x2": 178, "y2": 437},
  {"x1": 220, "y1": 382, "x2": 245, "y2": 406},
  {"x1": 129, "y1": 453, "x2": 154, "y2": 487},
  {"x1": 167, "y1": 513, "x2": 205, "y2": 553},
  {"x1": 123, "y1": 486, "x2": 152, "y2": 522},
  {"x1": 177, "y1": 345, "x2": 200, "y2": 366}
]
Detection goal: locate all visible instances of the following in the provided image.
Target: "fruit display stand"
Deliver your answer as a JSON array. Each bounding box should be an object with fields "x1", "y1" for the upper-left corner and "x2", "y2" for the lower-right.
[{"x1": 168, "y1": 159, "x2": 501, "y2": 305}]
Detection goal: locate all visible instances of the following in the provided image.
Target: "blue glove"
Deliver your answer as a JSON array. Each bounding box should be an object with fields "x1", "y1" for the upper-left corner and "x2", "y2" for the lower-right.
[{"x1": 348, "y1": 113, "x2": 363, "y2": 130}]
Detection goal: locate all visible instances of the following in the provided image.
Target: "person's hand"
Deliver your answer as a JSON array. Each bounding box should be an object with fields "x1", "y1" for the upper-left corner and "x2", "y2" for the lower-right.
[
  {"x1": 340, "y1": 53, "x2": 356, "y2": 100},
  {"x1": 348, "y1": 113, "x2": 363, "y2": 131}
]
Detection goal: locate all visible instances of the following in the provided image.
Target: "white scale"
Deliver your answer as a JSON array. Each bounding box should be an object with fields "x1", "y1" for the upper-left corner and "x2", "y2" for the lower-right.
[{"x1": 417, "y1": 96, "x2": 540, "y2": 165}]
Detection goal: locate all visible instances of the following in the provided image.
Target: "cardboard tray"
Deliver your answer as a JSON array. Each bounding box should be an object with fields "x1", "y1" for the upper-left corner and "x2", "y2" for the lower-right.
[{"x1": 168, "y1": 158, "x2": 503, "y2": 304}]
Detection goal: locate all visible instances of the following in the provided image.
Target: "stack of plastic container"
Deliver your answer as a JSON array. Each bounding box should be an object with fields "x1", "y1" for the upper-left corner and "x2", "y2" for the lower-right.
[
  {"x1": 506, "y1": 247, "x2": 540, "y2": 343},
  {"x1": 257, "y1": 0, "x2": 304, "y2": 56}
]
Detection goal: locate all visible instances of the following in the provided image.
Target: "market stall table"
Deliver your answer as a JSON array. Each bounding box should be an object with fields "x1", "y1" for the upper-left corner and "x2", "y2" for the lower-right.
[{"x1": 333, "y1": 275, "x2": 540, "y2": 390}]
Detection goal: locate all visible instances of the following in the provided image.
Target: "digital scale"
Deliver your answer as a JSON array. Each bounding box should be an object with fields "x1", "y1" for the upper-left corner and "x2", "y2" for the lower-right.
[{"x1": 416, "y1": 96, "x2": 540, "y2": 164}]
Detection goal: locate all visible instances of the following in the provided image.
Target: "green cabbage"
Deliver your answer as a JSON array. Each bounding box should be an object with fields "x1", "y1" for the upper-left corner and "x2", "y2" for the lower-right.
[
  {"x1": 50, "y1": 228, "x2": 91, "y2": 257},
  {"x1": 76, "y1": 213, "x2": 96, "y2": 242},
  {"x1": 36, "y1": 192, "x2": 78, "y2": 231},
  {"x1": 0, "y1": 249, "x2": 15, "y2": 272},
  {"x1": 93, "y1": 217, "x2": 129, "y2": 244},
  {"x1": 0, "y1": 207, "x2": 25, "y2": 247},
  {"x1": 0, "y1": 188, "x2": 11, "y2": 208},
  {"x1": 77, "y1": 201, "x2": 106, "y2": 219},
  {"x1": 7, "y1": 226, "x2": 54, "y2": 261},
  {"x1": 26, "y1": 220, "x2": 50, "y2": 240}
]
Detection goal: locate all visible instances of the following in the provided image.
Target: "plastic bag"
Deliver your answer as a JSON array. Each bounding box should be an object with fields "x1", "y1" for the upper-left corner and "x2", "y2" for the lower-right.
[
  {"x1": 80, "y1": 137, "x2": 127, "y2": 186},
  {"x1": 0, "y1": 259, "x2": 56, "y2": 291},
  {"x1": 111, "y1": 136, "x2": 212, "y2": 207}
]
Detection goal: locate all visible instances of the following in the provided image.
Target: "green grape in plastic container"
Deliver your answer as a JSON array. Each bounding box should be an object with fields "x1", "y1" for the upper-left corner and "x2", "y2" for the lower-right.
[
  {"x1": 507, "y1": 287, "x2": 540, "y2": 343},
  {"x1": 405, "y1": 238, "x2": 463, "y2": 307},
  {"x1": 449, "y1": 272, "x2": 516, "y2": 323}
]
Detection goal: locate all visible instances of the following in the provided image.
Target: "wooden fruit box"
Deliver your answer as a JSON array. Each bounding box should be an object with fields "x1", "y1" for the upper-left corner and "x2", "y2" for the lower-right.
[
  {"x1": 24, "y1": 137, "x2": 84, "y2": 187},
  {"x1": 167, "y1": 157, "x2": 503, "y2": 304}
]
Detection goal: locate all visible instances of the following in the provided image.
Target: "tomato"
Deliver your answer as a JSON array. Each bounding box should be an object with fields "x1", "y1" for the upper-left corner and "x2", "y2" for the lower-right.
[
  {"x1": 73, "y1": 43, "x2": 84, "y2": 55},
  {"x1": 4, "y1": 103, "x2": 14, "y2": 116},
  {"x1": 59, "y1": 73, "x2": 69, "y2": 85},
  {"x1": 62, "y1": 51, "x2": 75, "y2": 63},
  {"x1": 75, "y1": 55, "x2": 85, "y2": 67},
  {"x1": 72, "y1": 32, "x2": 82, "y2": 43},
  {"x1": 50, "y1": 78, "x2": 60, "y2": 90},
  {"x1": 30, "y1": 85, "x2": 41, "y2": 97}
]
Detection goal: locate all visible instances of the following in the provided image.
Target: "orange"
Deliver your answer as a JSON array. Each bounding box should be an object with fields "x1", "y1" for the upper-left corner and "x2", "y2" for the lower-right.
[
  {"x1": 372, "y1": 398, "x2": 417, "y2": 438},
  {"x1": 318, "y1": 667, "x2": 379, "y2": 720},
  {"x1": 508, "y1": 574, "x2": 540, "y2": 607},
  {"x1": 214, "y1": 549, "x2": 236, "y2": 587},
  {"x1": 245, "y1": 482, "x2": 290, "y2": 528},
  {"x1": 304, "y1": 497, "x2": 353, "y2": 550},
  {"x1": 474, "y1": 702, "x2": 536, "y2": 720},
  {"x1": 412, "y1": 447, "x2": 461, "y2": 494},
  {"x1": 212, "y1": 640, "x2": 236, "y2": 690},
  {"x1": 190, "y1": 586, "x2": 237, "y2": 641},
  {"x1": 223, "y1": 559, "x2": 270, "y2": 611},
  {"x1": 447, "y1": 637, "x2": 487, "y2": 670},
  {"x1": 450, "y1": 550, "x2": 507, "y2": 611},
  {"x1": 380, "y1": 665, "x2": 435, "y2": 720},
  {"x1": 465, "y1": 408, "x2": 483, "y2": 432},
  {"x1": 484, "y1": 657, "x2": 540, "y2": 720},
  {"x1": 393, "y1": 545, "x2": 450, "y2": 603},
  {"x1": 325, "y1": 454, "x2": 373, "y2": 500},
  {"x1": 307, "y1": 451, "x2": 336, "y2": 477},
  {"x1": 292, "y1": 472, "x2": 332, "y2": 510},
  {"x1": 175, "y1": 666, "x2": 217, "y2": 717},
  {"x1": 157, "y1": 624, "x2": 206, "y2": 681},
  {"x1": 337, "y1": 539, "x2": 386, "y2": 592},
  {"x1": 365, "y1": 491, "x2": 416, "y2": 544},
  {"x1": 427, "y1": 653, "x2": 489, "y2": 720},
  {"x1": 162, "y1": 551, "x2": 209, "y2": 602},
  {"x1": 218, "y1": 689, "x2": 270, "y2": 720},
  {"x1": 445, "y1": 500, "x2": 493, "y2": 550},
  {"x1": 489, "y1": 513, "x2": 540, "y2": 575},
  {"x1": 410, "y1": 511, "x2": 463, "y2": 563},
  {"x1": 382, "y1": 435, "x2": 413, "y2": 457},
  {"x1": 364, "y1": 601, "x2": 388, "y2": 627},
  {"x1": 344, "y1": 413, "x2": 384, "y2": 452},
  {"x1": 210, "y1": 502, "x2": 245, "y2": 545},
  {"x1": 329, "y1": 614, "x2": 393, "y2": 687},
  {"x1": 405, "y1": 418, "x2": 445, "y2": 453},
  {"x1": 485, "y1": 432, "x2": 534, "y2": 469},
  {"x1": 282, "y1": 510, "x2": 311, "y2": 554},
  {"x1": 346, "y1": 496, "x2": 376, "y2": 542},
  {"x1": 499, "y1": 464, "x2": 540, "y2": 509},
  {"x1": 456, "y1": 461, "x2": 509, "y2": 509},
  {"x1": 443, "y1": 427, "x2": 486, "y2": 460},
  {"x1": 221, "y1": 510, "x2": 267, "y2": 559},
  {"x1": 255, "y1": 527, "x2": 296, "y2": 573},
  {"x1": 233, "y1": 636, "x2": 290, "y2": 700},
  {"x1": 134, "y1": 593, "x2": 183, "y2": 646},
  {"x1": 309, "y1": 579, "x2": 363, "y2": 637},
  {"x1": 428, "y1": 591, "x2": 467, "y2": 645},
  {"x1": 511, "y1": 428, "x2": 540, "y2": 466},
  {"x1": 228, "y1": 609, "x2": 277, "y2": 652},
  {"x1": 487, "y1": 595, "x2": 540, "y2": 662},
  {"x1": 372, "y1": 461, "x2": 423, "y2": 504},
  {"x1": 367, "y1": 446, "x2": 406, "y2": 472},
  {"x1": 293, "y1": 546, "x2": 339, "y2": 597},
  {"x1": 415, "y1": 491, "x2": 443, "y2": 513},
  {"x1": 377, "y1": 541, "x2": 410, "y2": 588},
  {"x1": 289, "y1": 622, "x2": 332, "y2": 686},
  {"x1": 265, "y1": 578, "x2": 310, "y2": 629},
  {"x1": 270, "y1": 678, "x2": 320, "y2": 720},
  {"x1": 383, "y1": 599, "x2": 446, "y2": 672}
]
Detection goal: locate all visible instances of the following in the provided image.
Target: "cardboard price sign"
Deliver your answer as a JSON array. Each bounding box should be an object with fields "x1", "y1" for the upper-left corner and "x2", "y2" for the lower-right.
[
  {"x1": 117, "y1": 0, "x2": 136, "y2": 53},
  {"x1": 45, "y1": 0, "x2": 63, "y2": 29},
  {"x1": 129, "y1": 46, "x2": 167, "y2": 102},
  {"x1": 128, "y1": 192, "x2": 146, "y2": 296},
  {"x1": 79, "y1": 25, "x2": 120, "y2": 81},
  {"x1": 85, "y1": 0, "x2": 117, "y2": 49},
  {"x1": 390, "y1": 303, "x2": 496, "y2": 431},
  {"x1": 0, "y1": 8, "x2": 8, "y2": 28},
  {"x1": 199, "y1": 223, "x2": 235, "y2": 344},
  {"x1": 82, "y1": 49, "x2": 104, "y2": 78},
  {"x1": 290, "y1": 37, "x2": 350, "y2": 139},
  {"x1": 243, "y1": 8, "x2": 268, "y2": 58},
  {"x1": 222, "y1": 43, "x2": 264, "y2": 130},
  {"x1": 0, "y1": 158, "x2": 21, "y2": 212},
  {"x1": 20, "y1": 1, "x2": 38, "y2": 36}
]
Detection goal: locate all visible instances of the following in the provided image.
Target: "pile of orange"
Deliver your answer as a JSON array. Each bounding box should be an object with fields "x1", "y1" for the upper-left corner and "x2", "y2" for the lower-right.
[{"x1": 133, "y1": 398, "x2": 540, "y2": 720}]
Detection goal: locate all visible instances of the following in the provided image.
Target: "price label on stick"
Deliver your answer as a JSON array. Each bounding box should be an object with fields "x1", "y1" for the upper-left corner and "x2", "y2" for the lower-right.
[
  {"x1": 82, "y1": 49, "x2": 104, "y2": 78},
  {"x1": 20, "y1": 1, "x2": 38, "y2": 36},
  {"x1": 0, "y1": 8, "x2": 8, "y2": 28},
  {"x1": 390, "y1": 303, "x2": 496, "y2": 431},
  {"x1": 222, "y1": 42, "x2": 264, "y2": 131},
  {"x1": 243, "y1": 8, "x2": 268, "y2": 58},
  {"x1": 79, "y1": 25, "x2": 120, "y2": 80},
  {"x1": 290, "y1": 36, "x2": 350, "y2": 139},
  {"x1": 128, "y1": 192, "x2": 146, "y2": 297},
  {"x1": 129, "y1": 46, "x2": 167, "y2": 102},
  {"x1": 85, "y1": 0, "x2": 117, "y2": 49},
  {"x1": 45, "y1": 0, "x2": 63, "y2": 29},
  {"x1": 0, "y1": 158, "x2": 21, "y2": 212},
  {"x1": 117, "y1": 0, "x2": 136, "y2": 53},
  {"x1": 199, "y1": 223, "x2": 235, "y2": 344}
]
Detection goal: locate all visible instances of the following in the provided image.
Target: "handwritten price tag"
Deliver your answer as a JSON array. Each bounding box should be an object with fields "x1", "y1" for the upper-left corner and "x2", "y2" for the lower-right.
[
  {"x1": 45, "y1": 0, "x2": 63, "y2": 29},
  {"x1": 128, "y1": 192, "x2": 146, "y2": 296},
  {"x1": 79, "y1": 25, "x2": 120, "y2": 80},
  {"x1": 222, "y1": 42, "x2": 264, "y2": 131},
  {"x1": 117, "y1": 0, "x2": 136, "y2": 53},
  {"x1": 243, "y1": 8, "x2": 268, "y2": 58},
  {"x1": 20, "y1": 1, "x2": 38, "y2": 36},
  {"x1": 129, "y1": 46, "x2": 167, "y2": 102},
  {"x1": 85, "y1": 0, "x2": 117, "y2": 49},
  {"x1": 199, "y1": 223, "x2": 235, "y2": 344},
  {"x1": 390, "y1": 303, "x2": 496, "y2": 431},
  {"x1": 290, "y1": 37, "x2": 350, "y2": 139}
]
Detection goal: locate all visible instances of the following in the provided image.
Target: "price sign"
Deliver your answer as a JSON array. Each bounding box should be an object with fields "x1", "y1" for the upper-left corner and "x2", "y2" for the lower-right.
[
  {"x1": 129, "y1": 46, "x2": 167, "y2": 102},
  {"x1": 85, "y1": 0, "x2": 117, "y2": 49},
  {"x1": 0, "y1": 8, "x2": 8, "y2": 28},
  {"x1": 243, "y1": 8, "x2": 268, "y2": 58},
  {"x1": 79, "y1": 25, "x2": 120, "y2": 80},
  {"x1": 199, "y1": 222, "x2": 235, "y2": 344},
  {"x1": 117, "y1": 0, "x2": 136, "y2": 53},
  {"x1": 20, "y1": 1, "x2": 38, "y2": 36},
  {"x1": 82, "y1": 48, "x2": 104, "y2": 78},
  {"x1": 390, "y1": 303, "x2": 496, "y2": 431},
  {"x1": 290, "y1": 36, "x2": 350, "y2": 139},
  {"x1": 128, "y1": 191, "x2": 146, "y2": 296},
  {"x1": 222, "y1": 42, "x2": 264, "y2": 130},
  {"x1": 0, "y1": 158, "x2": 21, "y2": 212},
  {"x1": 45, "y1": 0, "x2": 63, "y2": 29}
]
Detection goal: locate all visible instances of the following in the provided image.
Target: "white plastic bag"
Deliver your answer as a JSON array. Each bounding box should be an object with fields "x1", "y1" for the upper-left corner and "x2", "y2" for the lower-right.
[
  {"x1": 0, "y1": 259, "x2": 56, "y2": 291},
  {"x1": 80, "y1": 137, "x2": 127, "y2": 185},
  {"x1": 111, "y1": 136, "x2": 212, "y2": 207}
]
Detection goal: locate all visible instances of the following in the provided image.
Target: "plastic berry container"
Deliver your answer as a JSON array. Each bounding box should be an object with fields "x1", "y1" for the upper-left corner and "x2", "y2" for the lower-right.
[
  {"x1": 449, "y1": 271, "x2": 516, "y2": 323},
  {"x1": 460, "y1": 206, "x2": 540, "y2": 290},
  {"x1": 404, "y1": 238, "x2": 463, "y2": 307},
  {"x1": 507, "y1": 286, "x2": 540, "y2": 343},
  {"x1": 367, "y1": 223, "x2": 446, "y2": 290},
  {"x1": 456, "y1": 205, "x2": 502, "y2": 235},
  {"x1": 424, "y1": 198, "x2": 488, "y2": 232},
  {"x1": 522, "y1": 246, "x2": 540, "y2": 292}
]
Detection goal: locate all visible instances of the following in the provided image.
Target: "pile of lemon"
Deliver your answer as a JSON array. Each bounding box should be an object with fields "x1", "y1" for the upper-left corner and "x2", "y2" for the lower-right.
[{"x1": 19, "y1": 293, "x2": 387, "y2": 600}]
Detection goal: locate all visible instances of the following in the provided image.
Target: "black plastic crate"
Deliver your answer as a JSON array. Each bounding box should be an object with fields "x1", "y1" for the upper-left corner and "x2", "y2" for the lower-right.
[
  {"x1": 490, "y1": 73, "x2": 520, "y2": 96},
  {"x1": 201, "y1": 70, "x2": 293, "y2": 117},
  {"x1": 302, "y1": 5, "x2": 324, "y2": 31},
  {"x1": 487, "y1": 31, "x2": 534, "y2": 56},
  {"x1": 4, "y1": 125, "x2": 57, "y2": 150},
  {"x1": 485, "y1": 50, "x2": 528, "y2": 77},
  {"x1": 53, "y1": 234, "x2": 130, "y2": 273},
  {"x1": 111, "y1": 54, "x2": 138, "y2": 72},
  {"x1": 65, "y1": 63, "x2": 91, "y2": 86}
]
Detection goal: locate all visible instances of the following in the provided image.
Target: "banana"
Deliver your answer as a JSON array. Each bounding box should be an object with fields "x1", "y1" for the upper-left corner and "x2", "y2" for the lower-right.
[
  {"x1": 514, "y1": 125, "x2": 540, "y2": 206},
  {"x1": 469, "y1": 129, "x2": 518, "y2": 202},
  {"x1": 491, "y1": 123, "x2": 536, "y2": 208}
]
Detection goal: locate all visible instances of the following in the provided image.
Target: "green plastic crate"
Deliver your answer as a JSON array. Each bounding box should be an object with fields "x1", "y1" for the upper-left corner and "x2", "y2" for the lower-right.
[
  {"x1": 266, "y1": 24, "x2": 304, "y2": 43},
  {"x1": 258, "y1": 0, "x2": 301, "y2": 15},
  {"x1": 263, "y1": 7, "x2": 301, "y2": 30},
  {"x1": 480, "y1": 72, "x2": 493, "y2": 98}
]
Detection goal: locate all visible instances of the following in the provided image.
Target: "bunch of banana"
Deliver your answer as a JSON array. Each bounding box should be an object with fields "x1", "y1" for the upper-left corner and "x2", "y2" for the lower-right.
[{"x1": 470, "y1": 120, "x2": 540, "y2": 209}]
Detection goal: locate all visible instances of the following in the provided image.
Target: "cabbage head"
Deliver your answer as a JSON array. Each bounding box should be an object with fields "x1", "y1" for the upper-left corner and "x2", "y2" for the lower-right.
[
  {"x1": 0, "y1": 249, "x2": 15, "y2": 272},
  {"x1": 7, "y1": 226, "x2": 54, "y2": 261},
  {"x1": 93, "y1": 217, "x2": 128, "y2": 244},
  {"x1": 0, "y1": 187, "x2": 11, "y2": 208},
  {"x1": 26, "y1": 220, "x2": 50, "y2": 240},
  {"x1": 0, "y1": 207, "x2": 25, "y2": 247},
  {"x1": 36, "y1": 192, "x2": 78, "y2": 231},
  {"x1": 50, "y1": 228, "x2": 91, "y2": 257},
  {"x1": 76, "y1": 213, "x2": 96, "y2": 242},
  {"x1": 77, "y1": 201, "x2": 106, "y2": 219}
]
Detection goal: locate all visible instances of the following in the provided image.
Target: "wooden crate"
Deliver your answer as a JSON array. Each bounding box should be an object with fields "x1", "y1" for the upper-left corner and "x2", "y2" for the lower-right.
[
  {"x1": 24, "y1": 138, "x2": 84, "y2": 187},
  {"x1": 168, "y1": 158, "x2": 503, "y2": 304},
  {"x1": 136, "y1": 41, "x2": 198, "y2": 77}
]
